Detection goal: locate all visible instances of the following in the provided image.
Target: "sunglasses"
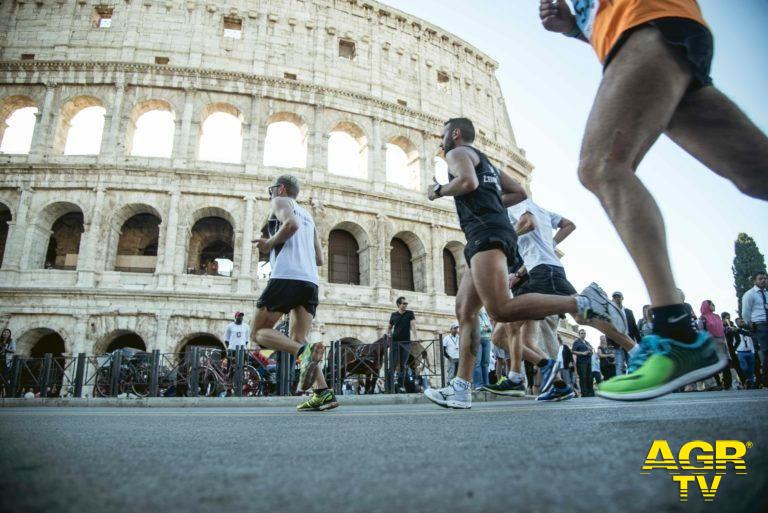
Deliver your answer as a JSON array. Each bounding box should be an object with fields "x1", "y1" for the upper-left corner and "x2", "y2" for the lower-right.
[
  {"x1": 267, "y1": 185, "x2": 281, "y2": 198},
  {"x1": 400, "y1": 302, "x2": 408, "y2": 306}
]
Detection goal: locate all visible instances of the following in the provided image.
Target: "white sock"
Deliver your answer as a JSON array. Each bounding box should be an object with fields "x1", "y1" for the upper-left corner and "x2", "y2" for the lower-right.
[
  {"x1": 452, "y1": 377, "x2": 471, "y2": 391},
  {"x1": 628, "y1": 344, "x2": 641, "y2": 357},
  {"x1": 507, "y1": 371, "x2": 524, "y2": 384}
]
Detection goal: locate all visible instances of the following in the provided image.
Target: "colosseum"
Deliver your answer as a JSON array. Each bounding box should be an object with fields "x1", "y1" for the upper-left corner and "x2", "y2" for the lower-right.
[{"x1": 0, "y1": 0, "x2": 573, "y2": 362}]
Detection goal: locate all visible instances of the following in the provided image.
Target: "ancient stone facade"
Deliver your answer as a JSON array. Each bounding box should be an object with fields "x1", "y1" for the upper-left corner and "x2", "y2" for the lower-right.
[{"x1": 0, "y1": 0, "x2": 575, "y2": 358}]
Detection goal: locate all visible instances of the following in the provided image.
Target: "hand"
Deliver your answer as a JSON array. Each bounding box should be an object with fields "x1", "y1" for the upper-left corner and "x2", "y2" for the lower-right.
[
  {"x1": 427, "y1": 177, "x2": 440, "y2": 201},
  {"x1": 253, "y1": 238, "x2": 274, "y2": 253},
  {"x1": 508, "y1": 272, "x2": 521, "y2": 289},
  {"x1": 539, "y1": 0, "x2": 577, "y2": 34}
]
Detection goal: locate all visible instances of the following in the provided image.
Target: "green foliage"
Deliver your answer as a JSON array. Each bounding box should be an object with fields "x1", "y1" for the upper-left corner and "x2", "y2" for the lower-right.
[{"x1": 732, "y1": 233, "x2": 766, "y2": 314}]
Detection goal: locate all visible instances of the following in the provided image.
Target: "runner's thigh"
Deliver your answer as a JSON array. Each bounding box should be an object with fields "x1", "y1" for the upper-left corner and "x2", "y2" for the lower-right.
[{"x1": 580, "y1": 26, "x2": 693, "y2": 177}]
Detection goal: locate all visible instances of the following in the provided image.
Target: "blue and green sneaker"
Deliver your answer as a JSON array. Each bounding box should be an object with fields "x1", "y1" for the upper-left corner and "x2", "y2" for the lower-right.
[
  {"x1": 297, "y1": 342, "x2": 321, "y2": 391},
  {"x1": 297, "y1": 389, "x2": 338, "y2": 411},
  {"x1": 596, "y1": 332, "x2": 727, "y2": 401}
]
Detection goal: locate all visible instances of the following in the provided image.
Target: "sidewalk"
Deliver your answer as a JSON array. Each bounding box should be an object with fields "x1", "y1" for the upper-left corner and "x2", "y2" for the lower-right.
[{"x1": 1, "y1": 391, "x2": 534, "y2": 408}]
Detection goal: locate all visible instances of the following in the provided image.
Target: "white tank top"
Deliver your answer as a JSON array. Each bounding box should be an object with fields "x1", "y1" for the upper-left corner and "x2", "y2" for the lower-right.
[{"x1": 268, "y1": 199, "x2": 319, "y2": 285}]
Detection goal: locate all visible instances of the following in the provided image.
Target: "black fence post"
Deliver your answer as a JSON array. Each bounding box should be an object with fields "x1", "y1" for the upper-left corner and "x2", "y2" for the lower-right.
[
  {"x1": 439, "y1": 332, "x2": 446, "y2": 388},
  {"x1": 335, "y1": 340, "x2": 343, "y2": 396},
  {"x1": 234, "y1": 348, "x2": 244, "y2": 397},
  {"x1": 383, "y1": 341, "x2": 391, "y2": 394},
  {"x1": 188, "y1": 346, "x2": 199, "y2": 397},
  {"x1": 387, "y1": 340, "x2": 398, "y2": 394},
  {"x1": 278, "y1": 351, "x2": 292, "y2": 396},
  {"x1": 328, "y1": 341, "x2": 336, "y2": 395},
  {"x1": 74, "y1": 353, "x2": 86, "y2": 398},
  {"x1": 40, "y1": 353, "x2": 53, "y2": 398},
  {"x1": 110, "y1": 351, "x2": 122, "y2": 397},
  {"x1": 10, "y1": 356, "x2": 22, "y2": 397},
  {"x1": 149, "y1": 349, "x2": 160, "y2": 397}
]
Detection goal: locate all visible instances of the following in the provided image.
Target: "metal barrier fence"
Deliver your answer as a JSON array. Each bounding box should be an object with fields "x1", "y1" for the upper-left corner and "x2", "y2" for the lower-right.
[{"x1": 0, "y1": 336, "x2": 446, "y2": 399}]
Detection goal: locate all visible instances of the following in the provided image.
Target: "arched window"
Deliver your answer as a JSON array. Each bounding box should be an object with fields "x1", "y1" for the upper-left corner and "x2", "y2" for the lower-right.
[
  {"x1": 128, "y1": 101, "x2": 175, "y2": 158},
  {"x1": 329, "y1": 229, "x2": 360, "y2": 285},
  {"x1": 263, "y1": 116, "x2": 308, "y2": 168},
  {"x1": 0, "y1": 96, "x2": 38, "y2": 154},
  {"x1": 386, "y1": 136, "x2": 420, "y2": 189},
  {"x1": 198, "y1": 109, "x2": 242, "y2": 163},
  {"x1": 45, "y1": 212, "x2": 84, "y2": 270},
  {"x1": 443, "y1": 248, "x2": 458, "y2": 296},
  {"x1": 327, "y1": 122, "x2": 367, "y2": 178},
  {"x1": 390, "y1": 238, "x2": 414, "y2": 291},
  {"x1": 105, "y1": 332, "x2": 147, "y2": 353},
  {"x1": 187, "y1": 216, "x2": 235, "y2": 277},
  {"x1": 116, "y1": 213, "x2": 161, "y2": 272},
  {"x1": 64, "y1": 106, "x2": 106, "y2": 155},
  {"x1": 0, "y1": 203, "x2": 11, "y2": 268},
  {"x1": 434, "y1": 156, "x2": 449, "y2": 184}
]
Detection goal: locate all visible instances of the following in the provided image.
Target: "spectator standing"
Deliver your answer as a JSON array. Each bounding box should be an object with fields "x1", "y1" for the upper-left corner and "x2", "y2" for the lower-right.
[
  {"x1": 473, "y1": 308, "x2": 492, "y2": 388},
  {"x1": 722, "y1": 312, "x2": 745, "y2": 388},
  {"x1": 572, "y1": 329, "x2": 594, "y2": 397},
  {"x1": 698, "y1": 300, "x2": 726, "y2": 391},
  {"x1": 224, "y1": 312, "x2": 251, "y2": 351},
  {"x1": 609, "y1": 291, "x2": 641, "y2": 375},
  {"x1": 591, "y1": 344, "x2": 602, "y2": 386},
  {"x1": 741, "y1": 271, "x2": 768, "y2": 388},
  {"x1": 442, "y1": 323, "x2": 460, "y2": 381},
  {"x1": 735, "y1": 318, "x2": 757, "y2": 389},
  {"x1": 597, "y1": 335, "x2": 615, "y2": 380},
  {"x1": 637, "y1": 305, "x2": 653, "y2": 337},
  {"x1": 388, "y1": 297, "x2": 418, "y2": 393},
  {"x1": 1, "y1": 328, "x2": 15, "y2": 374}
]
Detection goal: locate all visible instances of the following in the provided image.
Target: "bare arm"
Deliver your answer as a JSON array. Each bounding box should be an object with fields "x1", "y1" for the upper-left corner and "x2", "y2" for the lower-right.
[
  {"x1": 553, "y1": 217, "x2": 576, "y2": 245},
  {"x1": 314, "y1": 228, "x2": 324, "y2": 266},
  {"x1": 499, "y1": 170, "x2": 527, "y2": 207},
  {"x1": 539, "y1": 0, "x2": 589, "y2": 43},
  {"x1": 427, "y1": 147, "x2": 478, "y2": 200},
  {"x1": 252, "y1": 197, "x2": 298, "y2": 253},
  {"x1": 515, "y1": 212, "x2": 536, "y2": 236}
]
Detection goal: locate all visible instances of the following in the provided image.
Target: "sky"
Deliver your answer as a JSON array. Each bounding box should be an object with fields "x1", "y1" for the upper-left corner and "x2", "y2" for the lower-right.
[
  {"x1": 2, "y1": 1, "x2": 766, "y2": 332},
  {"x1": 384, "y1": 0, "x2": 768, "y2": 330}
]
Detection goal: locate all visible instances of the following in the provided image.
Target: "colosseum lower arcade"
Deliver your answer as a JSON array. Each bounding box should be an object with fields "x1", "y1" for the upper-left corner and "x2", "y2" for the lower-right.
[{"x1": 0, "y1": 0, "x2": 576, "y2": 360}]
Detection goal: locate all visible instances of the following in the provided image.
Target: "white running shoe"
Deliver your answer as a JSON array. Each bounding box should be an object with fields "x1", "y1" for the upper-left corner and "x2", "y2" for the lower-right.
[
  {"x1": 424, "y1": 379, "x2": 471, "y2": 409},
  {"x1": 577, "y1": 282, "x2": 627, "y2": 332}
]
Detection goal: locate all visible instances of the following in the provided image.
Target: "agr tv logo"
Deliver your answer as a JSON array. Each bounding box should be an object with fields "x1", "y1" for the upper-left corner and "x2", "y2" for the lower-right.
[{"x1": 641, "y1": 440, "x2": 752, "y2": 502}]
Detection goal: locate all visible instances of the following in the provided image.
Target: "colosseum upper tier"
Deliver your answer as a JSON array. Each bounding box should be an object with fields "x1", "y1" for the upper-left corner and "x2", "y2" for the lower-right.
[{"x1": 0, "y1": 0, "x2": 536, "y2": 358}]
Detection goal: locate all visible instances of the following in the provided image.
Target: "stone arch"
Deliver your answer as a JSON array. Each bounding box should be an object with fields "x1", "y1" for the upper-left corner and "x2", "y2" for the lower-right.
[
  {"x1": 0, "y1": 95, "x2": 38, "y2": 154},
  {"x1": 89, "y1": 315, "x2": 155, "y2": 355},
  {"x1": 175, "y1": 333, "x2": 226, "y2": 354},
  {"x1": 433, "y1": 153, "x2": 449, "y2": 184},
  {"x1": 33, "y1": 201, "x2": 86, "y2": 270},
  {"x1": 186, "y1": 207, "x2": 236, "y2": 276},
  {"x1": 126, "y1": 98, "x2": 176, "y2": 157},
  {"x1": 15, "y1": 327, "x2": 70, "y2": 357},
  {"x1": 53, "y1": 95, "x2": 106, "y2": 155},
  {"x1": 390, "y1": 230, "x2": 427, "y2": 292},
  {"x1": 327, "y1": 120, "x2": 368, "y2": 179},
  {"x1": 443, "y1": 241, "x2": 466, "y2": 296},
  {"x1": 328, "y1": 220, "x2": 371, "y2": 286},
  {"x1": 97, "y1": 330, "x2": 148, "y2": 354},
  {"x1": 263, "y1": 111, "x2": 308, "y2": 168},
  {"x1": 198, "y1": 102, "x2": 243, "y2": 163},
  {"x1": 0, "y1": 200, "x2": 11, "y2": 268},
  {"x1": 386, "y1": 135, "x2": 421, "y2": 189},
  {"x1": 107, "y1": 203, "x2": 163, "y2": 273}
]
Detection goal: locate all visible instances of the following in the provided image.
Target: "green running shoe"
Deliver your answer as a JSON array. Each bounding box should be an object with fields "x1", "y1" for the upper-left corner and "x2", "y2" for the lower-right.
[
  {"x1": 596, "y1": 332, "x2": 727, "y2": 401},
  {"x1": 297, "y1": 389, "x2": 339, "y2": 411},
  {"x1": 297, "y1": 342, "x2": 320, "y2": 391},
  {"x1": 481, "y1": 377, "x2": 526, "y2": 396}
]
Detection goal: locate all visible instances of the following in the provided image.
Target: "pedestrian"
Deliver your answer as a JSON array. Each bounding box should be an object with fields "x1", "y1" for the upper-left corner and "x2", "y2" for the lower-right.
[
  {"x1": 608, "y1": 291, "x2": 640, "y2": 376},
  {"x1": 721, "y1": 312, "x2": 745, "y2": 388},
  {"x1": 251, "y1": 174, "x2": 338, "y2": 411},
  {"x1": 697, "y1": 300, "x2": 726, "y2": 391},
  {"x1": 225, "y1": 312, "x2": 250, "y2": 353},
  {"x1": 741, "y1": 271, "x2": 768, "y2": 388},
  {"x1": 539, "y1": 0, "x2": 761, "y2": 400},
  {"x1": 734, "y1": 318, "x2": 757, "y2": 389},
  {"x1": 388, "y1": 297, "x2": 418, "y2": 393},
  {"x1": 442, "y1": 323, "x2": 460, "y2": 381},
  {"x1": 598, "y1": 335, "x2": 615, "y2": 381},
  {"x1": 591, "y1": 343, "x2": 603, "y2": 387},
  {"x1": 1, "y1": 328, "x2": 15, "y2": 374},
  {"x1": 572, "y1": 328, "x2": 594, "y2": 397},
  {"x1": 637, "y1": 305, "x2": 653, "y2": 337},
  {"x1": 473, "y1": 308, "x2": 492, "y2": 388}
]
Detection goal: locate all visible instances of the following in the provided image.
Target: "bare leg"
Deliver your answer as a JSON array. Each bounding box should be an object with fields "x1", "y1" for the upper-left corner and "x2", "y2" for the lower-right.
[
  {"x1": 666, "y1": 86, "x2": 768, "y2": 200},
  {"x1": 470, "y1": 250, "x2": 578, "y2": 322},
  {"x1": 503, "y1": 322, "x2": 524, "y2": 373},
  {"x1": 577, "y1": 26, "x2": 694, "y2": 307},
  {"x1": 251, "y1": 308, "x2": 290, "y2": 351},
  {"x1": 455, "y1": 270, "x2": 484, "y2": 382},
  {"x1": 290, "y1": 307, "x2": 327, "y2": 390}
]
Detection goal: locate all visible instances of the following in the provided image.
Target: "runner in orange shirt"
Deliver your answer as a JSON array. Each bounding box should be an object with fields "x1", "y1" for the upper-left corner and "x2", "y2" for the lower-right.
[{"x1": 539, "y1": 0, "x2": 768, "y2": 400}]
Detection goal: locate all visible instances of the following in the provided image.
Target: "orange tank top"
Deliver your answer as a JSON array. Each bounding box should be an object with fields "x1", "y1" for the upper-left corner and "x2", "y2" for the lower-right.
[{"x1": 572, "y1": 0, "x2": 707, "y2": 63}]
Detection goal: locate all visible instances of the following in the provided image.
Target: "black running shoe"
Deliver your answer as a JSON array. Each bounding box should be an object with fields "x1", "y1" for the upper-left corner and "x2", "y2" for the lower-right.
[{"x1": 481, "y1": 377, "x2": 526, "y2": 397}]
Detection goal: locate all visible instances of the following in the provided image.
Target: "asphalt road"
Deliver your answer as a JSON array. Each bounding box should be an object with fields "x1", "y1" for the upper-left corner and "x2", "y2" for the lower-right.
[{"x1": 1, "y1": 390, "x2": 766, "y2": 513}]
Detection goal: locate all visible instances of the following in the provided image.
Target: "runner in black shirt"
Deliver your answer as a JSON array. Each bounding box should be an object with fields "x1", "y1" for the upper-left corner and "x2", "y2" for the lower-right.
[{"x1": 424, "y1": 117, "x2": 620, "y2": 409}]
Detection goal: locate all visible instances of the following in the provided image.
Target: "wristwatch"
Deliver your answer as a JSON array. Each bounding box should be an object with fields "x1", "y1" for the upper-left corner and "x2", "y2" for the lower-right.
[{"x1": 432, "y1": 183, "x2": 442, "y2": 197}]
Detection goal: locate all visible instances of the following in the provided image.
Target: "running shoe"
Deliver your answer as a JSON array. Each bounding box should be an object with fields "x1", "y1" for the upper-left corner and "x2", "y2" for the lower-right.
[
  {"x1": 481, "y1": 376, "x2": 526, "y2": 396},
  {"x1": 536, "y1": 385, "x2": 576, "y2": 402},
  {"x1": 596, "y1": 332, "x2": 727, "y2": 401},
  {"x1": 539, "y1": 358, "x2": 560, "y2": 393},
  {"x1": 424, "y1": 378, "x2": 471, "y2": 409},
  {"x1": 297, "y1": 389, "x2": 339, "y2": 411},
  {"x1": 297, "y1": 342, "x2": 320, "y2": 391},
  {"x1": 577, "y1": 282, "x2": 626, "y2": 331}
]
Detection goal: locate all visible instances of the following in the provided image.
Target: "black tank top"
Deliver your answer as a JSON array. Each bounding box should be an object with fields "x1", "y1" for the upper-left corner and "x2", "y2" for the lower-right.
[{"x1": 448, "y1": 146, "x2": 514, "y2": 239}]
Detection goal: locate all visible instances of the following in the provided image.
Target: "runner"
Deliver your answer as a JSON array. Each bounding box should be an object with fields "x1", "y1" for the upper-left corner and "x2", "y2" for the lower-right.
[
  {"x1": 250, "y1": 174, "x2": 338, "y2": 411},
  {"x1": 539, "y1": 0, "x2": 768, "y2": 400},
  {"x1": 482, "y1": 198, "x2": 633, "y2": 401},
  {"x1": 424, "y1": 117, "x2": 624, "y2": 409}
]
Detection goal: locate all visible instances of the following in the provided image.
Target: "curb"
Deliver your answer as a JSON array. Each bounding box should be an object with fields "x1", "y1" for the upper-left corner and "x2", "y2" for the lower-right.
[{"x1": 0, "y1": 391, "x2": 535, "y2": 408}]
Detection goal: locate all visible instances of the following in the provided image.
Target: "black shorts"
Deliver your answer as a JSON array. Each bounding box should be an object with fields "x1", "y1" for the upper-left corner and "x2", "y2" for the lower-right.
[
  {"x1": 464, "y1": 230, "x2": 518, "y2": 270},
  {"x1": 256, "y1": 278, "x2": 319, "y2": 317},
  {"x1": 512, "y1": 264, "x2": 577, "y2": 297},
  {"x1": 605, "y1": 17, "x2": 713, "y2": 90}
]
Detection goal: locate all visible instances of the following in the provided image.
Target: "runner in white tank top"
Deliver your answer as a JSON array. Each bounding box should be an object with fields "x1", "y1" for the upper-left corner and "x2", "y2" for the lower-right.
[{"x1": 250, "y1": 174, "x2": 338, "y2": 411}]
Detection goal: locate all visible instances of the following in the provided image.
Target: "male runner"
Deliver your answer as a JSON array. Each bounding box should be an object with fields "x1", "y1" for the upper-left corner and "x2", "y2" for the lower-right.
[
  {"x1": 482, "y1": 198, "x2": 633, "y2": 401},
  {"x1": 539, "y1": 0, "x2": 768, "y2": 400},
  {"x1": 423, "y1": 117, "x2": 623, "y2": 409},
  {"x1": 250, "y1": 174, "x2": 338, "y2": 411}
]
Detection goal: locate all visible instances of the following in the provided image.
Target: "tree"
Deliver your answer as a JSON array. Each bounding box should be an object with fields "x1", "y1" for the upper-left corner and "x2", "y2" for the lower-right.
[{"x1": 732, "y1": 233, "x2": 766, "y2": 314}]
